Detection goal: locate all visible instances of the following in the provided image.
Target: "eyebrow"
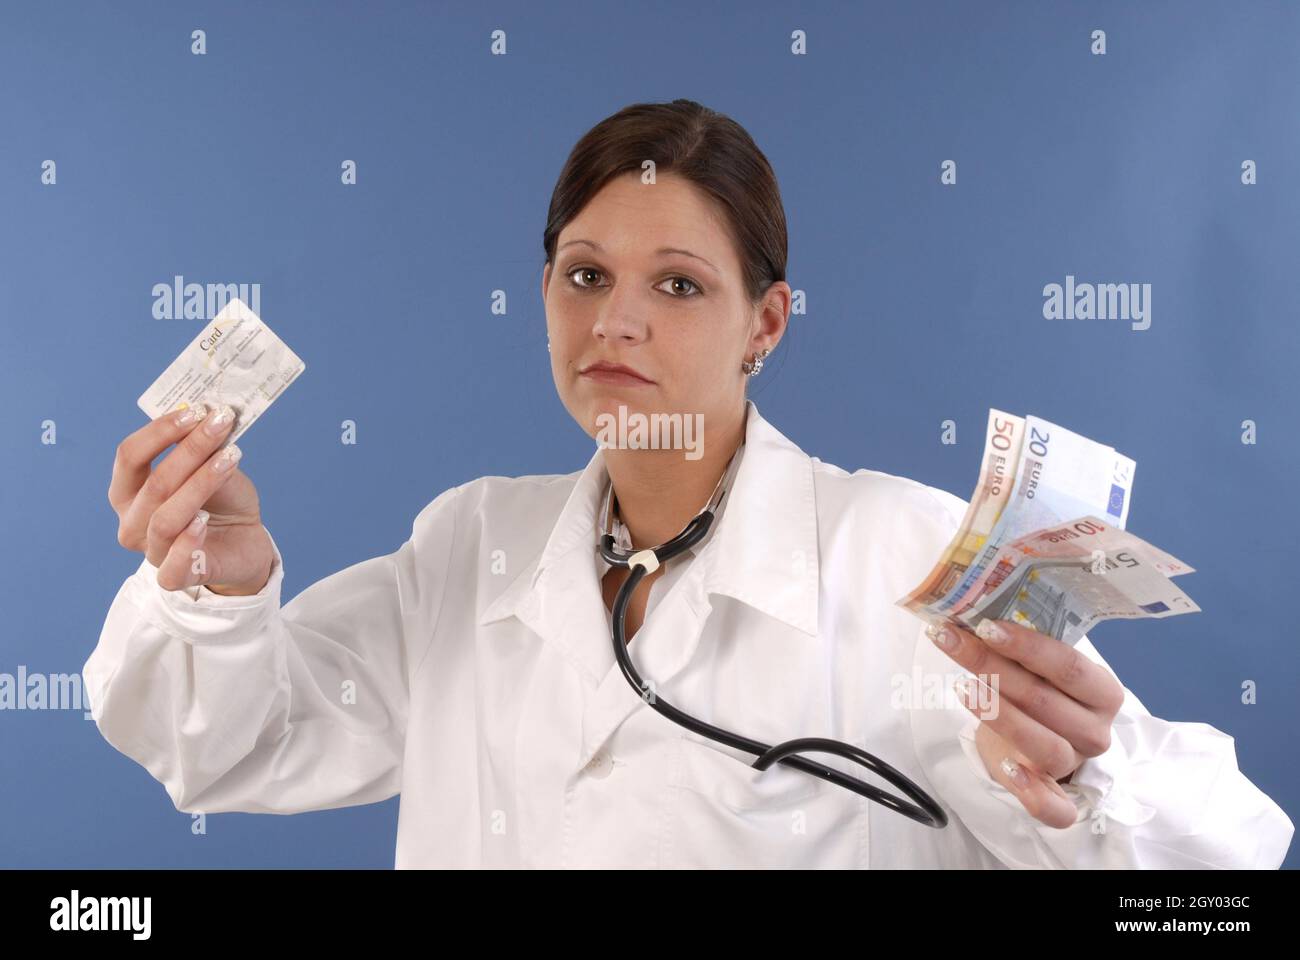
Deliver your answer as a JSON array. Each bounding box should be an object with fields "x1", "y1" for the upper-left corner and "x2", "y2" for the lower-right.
[{"x1": 557, "y1": 238, "x2": 720, "y2": 276}]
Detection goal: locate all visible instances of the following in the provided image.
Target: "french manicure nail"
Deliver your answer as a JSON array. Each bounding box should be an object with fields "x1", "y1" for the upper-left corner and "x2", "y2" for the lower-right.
[
  {"x1": 925, "y1": 622, "x2": 957, "y2": 650},
  {"x1": 1000, "y1": 757, "x2": 1030, "y2": 790},
  {"x1": 212, "y1": 444, "x2": 242, "y2": 472},
  {"x1": 952, "y1": 677, "x2": 974, "y2": 707},
  {"x1": 205, "y1": 404, "x2": 237, "y2": 435},
  {"x1": 187, "y1": 509, "x2": 210, "y2": 536},
  {"x1": 174, "y1": 402, "x2": 209, "y2": 427},
  {"x1": 975, "y1": 619, "x2": 1010, "y2": 645}
]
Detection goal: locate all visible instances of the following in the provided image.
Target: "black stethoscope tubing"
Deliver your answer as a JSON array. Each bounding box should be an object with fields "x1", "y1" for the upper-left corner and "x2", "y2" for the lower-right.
[{"x1": 598, "y1": 450, "x2": 949, "y2": 829}]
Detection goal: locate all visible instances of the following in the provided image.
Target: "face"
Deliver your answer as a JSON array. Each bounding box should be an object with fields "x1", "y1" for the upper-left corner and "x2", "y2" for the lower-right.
[{"x1": 542, "y1": 171, "x2": 789, "y2": 446}]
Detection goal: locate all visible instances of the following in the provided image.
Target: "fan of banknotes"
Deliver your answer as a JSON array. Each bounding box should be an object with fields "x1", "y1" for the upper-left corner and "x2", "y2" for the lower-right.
[{"x1": 896, "y1": 410, "x2": 1200, "y2": 647}]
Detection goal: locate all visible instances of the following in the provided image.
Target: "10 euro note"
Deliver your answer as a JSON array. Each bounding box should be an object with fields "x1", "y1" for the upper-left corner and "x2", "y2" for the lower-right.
[
  {"x1": 951, "y1": 515, "x2": 1201, "y2": 646},
  {"x1": 136, "y1": 297, "x2": 306, "y2": 447}
]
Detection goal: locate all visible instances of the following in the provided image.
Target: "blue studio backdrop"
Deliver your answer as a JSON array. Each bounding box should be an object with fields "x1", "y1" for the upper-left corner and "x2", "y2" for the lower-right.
[{"x1": 2, "y1": 0, "x2": 1296, "y2": 868}]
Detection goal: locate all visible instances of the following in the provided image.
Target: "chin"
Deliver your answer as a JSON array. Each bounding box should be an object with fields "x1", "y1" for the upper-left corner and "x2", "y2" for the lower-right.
[
  {"x1": 584, "y1": 396, "x2": 639, "y2": 434},
  {"x1": 577, "y1": 382, "x2": 647, "y2": 409}
]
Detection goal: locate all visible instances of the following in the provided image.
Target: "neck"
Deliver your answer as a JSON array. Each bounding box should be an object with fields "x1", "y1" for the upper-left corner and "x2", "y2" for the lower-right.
[{"x1": 604, "y1": 402, "x2": 747, "y2": 550}]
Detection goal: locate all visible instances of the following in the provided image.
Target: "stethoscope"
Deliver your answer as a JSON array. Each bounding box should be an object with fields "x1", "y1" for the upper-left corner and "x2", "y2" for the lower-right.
[{"x1": 597, "y1": 444, "x2": 949, "y2": 829}]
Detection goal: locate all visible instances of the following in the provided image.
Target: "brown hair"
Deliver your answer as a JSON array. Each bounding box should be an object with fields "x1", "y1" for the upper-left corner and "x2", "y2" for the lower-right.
[{"x1": 542, "y1": 99, "x2": 788, "y2": 306}]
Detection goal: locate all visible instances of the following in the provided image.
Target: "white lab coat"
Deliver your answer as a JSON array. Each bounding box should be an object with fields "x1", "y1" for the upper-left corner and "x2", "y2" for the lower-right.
[{"x1": 83, "y1": 399, "x2": 1294, "y2": 868}]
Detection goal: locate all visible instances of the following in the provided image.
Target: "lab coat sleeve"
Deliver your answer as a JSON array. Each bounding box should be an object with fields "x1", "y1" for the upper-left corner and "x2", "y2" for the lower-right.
[
  {"x1": 82, "y1": 484, "x2": 462, "y2": 816},
  {"x1": 905, "y1": 485, "x2": 1295, "y2": 869}
]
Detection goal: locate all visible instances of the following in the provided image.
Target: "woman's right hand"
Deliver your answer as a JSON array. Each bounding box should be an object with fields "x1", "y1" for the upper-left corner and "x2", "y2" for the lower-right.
[{"x1": 109, "y1": 402, "x2": 275, "y2": 596}]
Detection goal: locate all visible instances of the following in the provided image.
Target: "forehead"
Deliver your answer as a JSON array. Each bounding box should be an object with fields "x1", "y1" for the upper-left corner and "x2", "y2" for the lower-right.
[{"x1": 558, "y1": 173, "x2": 735, "y2": 261}]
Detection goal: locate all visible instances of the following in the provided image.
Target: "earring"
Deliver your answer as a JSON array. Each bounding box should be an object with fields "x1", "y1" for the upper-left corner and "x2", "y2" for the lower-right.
[
  {"x1": 547, "y1": 338, "x2": 551, "y2": 354},
  {"x1": 741, "y1": 347, "x2": 770, "y2": 377}
]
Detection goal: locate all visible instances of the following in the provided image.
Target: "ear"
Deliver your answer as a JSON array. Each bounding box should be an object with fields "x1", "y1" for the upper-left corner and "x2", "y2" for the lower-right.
[
  {"x1": 748, "y1": 280, "x2": 792, "y2": 354},
  {"x1": 541, "y1": 260, "x2": 551, "y2": 301}
]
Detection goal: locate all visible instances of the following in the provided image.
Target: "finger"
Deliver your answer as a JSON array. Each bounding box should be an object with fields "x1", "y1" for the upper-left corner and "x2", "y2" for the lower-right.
[
  {"x1": 110, "y1": 402, "x2": 216, "y2": 514},
  {"x1": 955, "y1": 675, "x2": 1084, "y2": 780},
  {"x1": 976, "y1": 726, "x2": 1077, "y2": 828},
  {"x1": 154, "y1": 510, "x2": 212, "y2": 591},
  {"x1": 997, "y1": 755, "x2": 1078, "y2": 829},
  {"x1": 976, "y1": 723, "x2": 1074, "y2": 801},
  {"x1": 144, "y1": 443, "x2": 244, "y2": 568},
  {"x1": 927, "y1": 621, "x2": 1106, "y2": 753},
  {"x1": 118, "y1": 404, "x2": 239, "y2": 549},
  {"x1": 970, "y1": 617, "x2": 1123, "y2": 714}
]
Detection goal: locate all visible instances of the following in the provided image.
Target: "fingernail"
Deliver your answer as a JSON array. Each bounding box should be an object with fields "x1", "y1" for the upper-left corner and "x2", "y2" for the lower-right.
[
  {"x1": 925, "y1": 622, "x2": 957, "y2": 651},
  {"x1": 1000, "y1": 757, "x2": 1030, "y2": 790},
  {"x1": 975, "y1": 619, "x2": 1010, "y2": 645},
  {"x1": 187, "y1": 509, "x2": 210, "y2": 536},
  {"x1": 174, "y1": 402, "x2": 209, "y2": 427},
  {"x1": 952, "y1": 676, "x2": 974, "y2": 707},
  {"x1": 205, "y1": 404, "x2": 237, "y2": 435},
  {"x1": 212, "y1": 444, "x2": 242, "y2": 472}
]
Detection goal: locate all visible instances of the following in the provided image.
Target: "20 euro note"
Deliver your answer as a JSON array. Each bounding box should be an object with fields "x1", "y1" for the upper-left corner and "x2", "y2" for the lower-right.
[
  {"x1": 136, "y1": 297, "x2": 306, "y2": 447},
  {"x1": 951, "y1": 515, "x2": 1201, "y2": 646},
  {"x1": 923, "y1": 414, "x2": 1136, "y2": 620}
]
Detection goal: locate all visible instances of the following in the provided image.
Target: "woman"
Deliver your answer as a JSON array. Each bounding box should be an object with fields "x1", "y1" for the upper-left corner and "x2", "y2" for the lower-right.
[{"x1": 87, "y1": 99, "x2": 1292, "y2": 869}]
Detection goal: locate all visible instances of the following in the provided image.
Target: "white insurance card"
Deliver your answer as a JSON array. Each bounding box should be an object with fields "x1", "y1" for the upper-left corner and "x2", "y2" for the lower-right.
[{"x1": 136, "y1": 297, "x2": 306, "y2": 446}]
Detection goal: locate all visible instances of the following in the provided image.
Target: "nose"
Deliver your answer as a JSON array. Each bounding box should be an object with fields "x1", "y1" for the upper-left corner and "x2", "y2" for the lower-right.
[{"x1": 590, "y1": 290, "x2": 648, "y2": 344}]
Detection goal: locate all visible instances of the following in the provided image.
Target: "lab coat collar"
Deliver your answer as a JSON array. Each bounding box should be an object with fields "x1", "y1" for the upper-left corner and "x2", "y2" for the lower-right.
[{"x1": 478, "y1": 399, "x2": 820, "y2": 638}]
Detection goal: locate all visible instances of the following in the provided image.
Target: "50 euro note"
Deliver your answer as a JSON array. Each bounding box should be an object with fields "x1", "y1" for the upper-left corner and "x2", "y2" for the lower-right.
[
  {"x1": 923, "y1": 414, "x2": 1136, "y2": 620},
  {"x1": 950, "y1": 515, "x2": 1201, "y2": 646},
  {"x1": 897, "y1": 409, "x2": 1026, "y2": 620}
]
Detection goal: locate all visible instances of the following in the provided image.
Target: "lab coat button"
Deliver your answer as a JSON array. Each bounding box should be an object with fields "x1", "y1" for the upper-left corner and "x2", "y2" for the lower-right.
[{"x1": 583, "y1": 751, "x2": 614, "y2": 778}]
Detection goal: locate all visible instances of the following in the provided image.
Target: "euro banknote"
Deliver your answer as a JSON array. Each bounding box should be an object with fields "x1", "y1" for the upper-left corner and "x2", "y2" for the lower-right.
[
  {"x1": 950, "y1": 515, "x2": 1200, "y2": 646},
  {"x1": 925, "y1": 414, "x2": 1136, "y2": 619},
  {"x1": 897, "y1": 409, "x2": 1026, "y2": 614},
  {"x1": 897, "y1": 411, "x2": 1199, "y2": 644}
]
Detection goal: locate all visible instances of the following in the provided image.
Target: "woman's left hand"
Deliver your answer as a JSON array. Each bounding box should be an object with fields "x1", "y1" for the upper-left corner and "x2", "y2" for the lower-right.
[{"x1": 926, "y1": 617, "x2": 1126, "y2": 829}]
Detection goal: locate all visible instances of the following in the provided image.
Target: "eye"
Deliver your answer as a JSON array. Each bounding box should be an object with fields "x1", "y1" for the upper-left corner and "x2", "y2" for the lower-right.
[
  {"x1": 657, "y1": 276, "x2": 702, "y2": 297},
  {"x1": 567, "y1": 266, "x2": 606, "y2": 290},
  {"x1": 565, "y1": 266, "x2": 702, "y2": 298}
]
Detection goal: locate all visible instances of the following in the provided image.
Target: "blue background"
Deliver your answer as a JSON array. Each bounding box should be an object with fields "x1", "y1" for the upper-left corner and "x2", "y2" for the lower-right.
[{"x1": 2, "y1": 0, "x2": 1296, "y2": 868}]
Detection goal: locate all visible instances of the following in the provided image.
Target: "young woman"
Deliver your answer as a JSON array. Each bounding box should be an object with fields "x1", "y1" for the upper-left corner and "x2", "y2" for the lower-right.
[{"x1": 87, "y1": 99, "x2": 1292, "y2": 869}]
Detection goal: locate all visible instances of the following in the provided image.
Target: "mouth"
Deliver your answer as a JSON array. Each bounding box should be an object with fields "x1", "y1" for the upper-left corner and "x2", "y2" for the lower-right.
[{"x1": 579, "y1": 361, "x2": 656, "y2": 386}]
